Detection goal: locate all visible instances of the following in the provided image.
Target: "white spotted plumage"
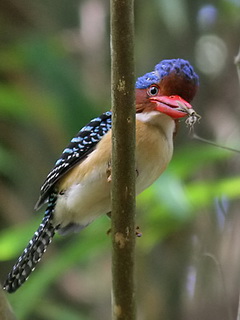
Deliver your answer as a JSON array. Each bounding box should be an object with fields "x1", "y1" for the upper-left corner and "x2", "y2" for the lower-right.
[
  {"x1": 53, "y1": 111, "x2": 175, "y2": 232},
  {"x1": 3, "y1": 58, "x2": 199, "y2": 293}
]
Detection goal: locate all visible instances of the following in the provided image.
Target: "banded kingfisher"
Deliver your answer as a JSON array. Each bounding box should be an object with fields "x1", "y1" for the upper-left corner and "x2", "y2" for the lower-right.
[{"x1": 3, "y1": 58, "x2": 200, "y2": 293}]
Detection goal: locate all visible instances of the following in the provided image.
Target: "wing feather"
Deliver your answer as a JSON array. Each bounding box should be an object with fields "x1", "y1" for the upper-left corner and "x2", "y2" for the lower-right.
[{"x1": 35, "y1": 111, "x2": 112, "y2": 210}]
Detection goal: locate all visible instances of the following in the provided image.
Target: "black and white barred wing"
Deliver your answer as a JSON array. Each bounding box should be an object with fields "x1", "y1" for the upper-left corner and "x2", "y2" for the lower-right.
[{"x1": 35, "y1": 111, "x2": 112, "y2": 210}]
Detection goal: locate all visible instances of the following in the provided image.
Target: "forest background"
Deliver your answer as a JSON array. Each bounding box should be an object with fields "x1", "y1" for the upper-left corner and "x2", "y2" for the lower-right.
[{"x1": 0, "y1": 0, "x2": 240, "y2": 319}]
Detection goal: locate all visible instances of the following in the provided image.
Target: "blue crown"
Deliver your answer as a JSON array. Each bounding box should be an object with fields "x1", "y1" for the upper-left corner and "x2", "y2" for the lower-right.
[{"x1": 135, "y1": 59, "x2": 199, "y2": 89}]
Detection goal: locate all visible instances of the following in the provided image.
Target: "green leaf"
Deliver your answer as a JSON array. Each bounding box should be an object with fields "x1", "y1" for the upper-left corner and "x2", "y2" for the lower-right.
[
  {"x1": 8, "y1": 218, "x2": 110, "y2": 319},
  {"x1": 170, "y1": 144, "x2": 232, "y2": 179},
  {"x1": 0, "y1": 218, "x2": 43, "y2": 260},
  {"x1": 38, "y1": 300, "x2": 90, "y2": 320},
  {"x1": 185, "y1": 176, "x2": 240, "y2": 206}
]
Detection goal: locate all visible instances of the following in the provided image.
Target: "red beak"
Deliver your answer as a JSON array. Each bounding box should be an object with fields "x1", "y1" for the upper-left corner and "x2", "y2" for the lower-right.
[{"x1": 150, "y1": 95, "x2": 193, "y2": 119}]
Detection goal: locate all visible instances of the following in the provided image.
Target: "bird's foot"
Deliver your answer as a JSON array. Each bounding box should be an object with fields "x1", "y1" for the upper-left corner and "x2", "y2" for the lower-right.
[
  {"x1": 135, "y1": 226, "x2": 142, "y2": 237},
  {"x1": 106, "y1": 228, "x2": 111, "y2": 236},
  {"x1": 106, "y1": 162, "x2": 112, "y2": 183},
  {"x1": 106, "y1": 164, "x2": 138, "y2": 183}
]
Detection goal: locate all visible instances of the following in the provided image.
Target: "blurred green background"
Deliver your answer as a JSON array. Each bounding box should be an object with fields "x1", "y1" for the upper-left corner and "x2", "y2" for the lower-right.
[{"x1": 1, "y1": 0, "x2": 240, "y2": 319}]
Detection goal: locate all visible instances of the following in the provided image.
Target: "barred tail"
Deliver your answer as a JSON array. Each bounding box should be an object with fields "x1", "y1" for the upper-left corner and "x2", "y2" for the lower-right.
[{"x1": 3, "y1": 195, "x2": 58, "y2": 293}]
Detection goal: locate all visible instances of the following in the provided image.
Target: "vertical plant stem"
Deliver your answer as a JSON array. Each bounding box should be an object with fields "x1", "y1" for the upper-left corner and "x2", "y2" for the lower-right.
[
  {"x1": 237, "y1": 293, "x2": 240, "y2": 320},
  {"x1": 110, "y1": 0, "x2": 136, "y2": 319},
  {"x1": 235, "y1": 47, "x2": 240, "y2": 320}
]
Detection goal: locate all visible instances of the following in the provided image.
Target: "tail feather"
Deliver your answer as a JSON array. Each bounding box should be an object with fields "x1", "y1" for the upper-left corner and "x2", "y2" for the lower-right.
[{"x1": 3, "y1": 194, "x2": 58, "y2": 293}]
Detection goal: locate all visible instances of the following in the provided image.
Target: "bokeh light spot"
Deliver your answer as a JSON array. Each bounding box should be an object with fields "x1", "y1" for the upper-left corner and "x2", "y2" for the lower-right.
[{"x1": 195, "y1": 35, "x2": 228, "y2": 76}]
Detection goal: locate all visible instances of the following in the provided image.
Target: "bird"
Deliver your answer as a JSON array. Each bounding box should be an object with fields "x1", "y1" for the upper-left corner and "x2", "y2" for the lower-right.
[{"x1": 3, "y1": 58, "x2": 199, "y2": 293}]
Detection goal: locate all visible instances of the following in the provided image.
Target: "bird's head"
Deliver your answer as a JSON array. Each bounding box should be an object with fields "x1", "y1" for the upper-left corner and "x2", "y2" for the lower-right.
[{"x1": 135, "y1": 59, "x2": 199, "y2": 119}]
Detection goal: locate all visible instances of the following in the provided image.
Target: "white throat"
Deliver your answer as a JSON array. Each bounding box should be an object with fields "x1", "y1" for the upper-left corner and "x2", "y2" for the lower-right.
[{"x1": 136, "y1": 111, "x2": 176, "y2": 142}]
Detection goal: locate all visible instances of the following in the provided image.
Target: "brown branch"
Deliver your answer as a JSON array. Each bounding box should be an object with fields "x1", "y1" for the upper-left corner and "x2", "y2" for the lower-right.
[
  {"x1": 235, "y1": 47, "x2": 240, "y2": 320},
  {"x1": 110, "y1": 0, "x2": 136, "y2": 319}
]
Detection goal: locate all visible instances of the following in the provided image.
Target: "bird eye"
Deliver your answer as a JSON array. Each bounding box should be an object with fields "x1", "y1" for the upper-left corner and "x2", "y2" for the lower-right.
[{"x1": 148, "y1": 85, "x2": 159, "y2": 96}]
